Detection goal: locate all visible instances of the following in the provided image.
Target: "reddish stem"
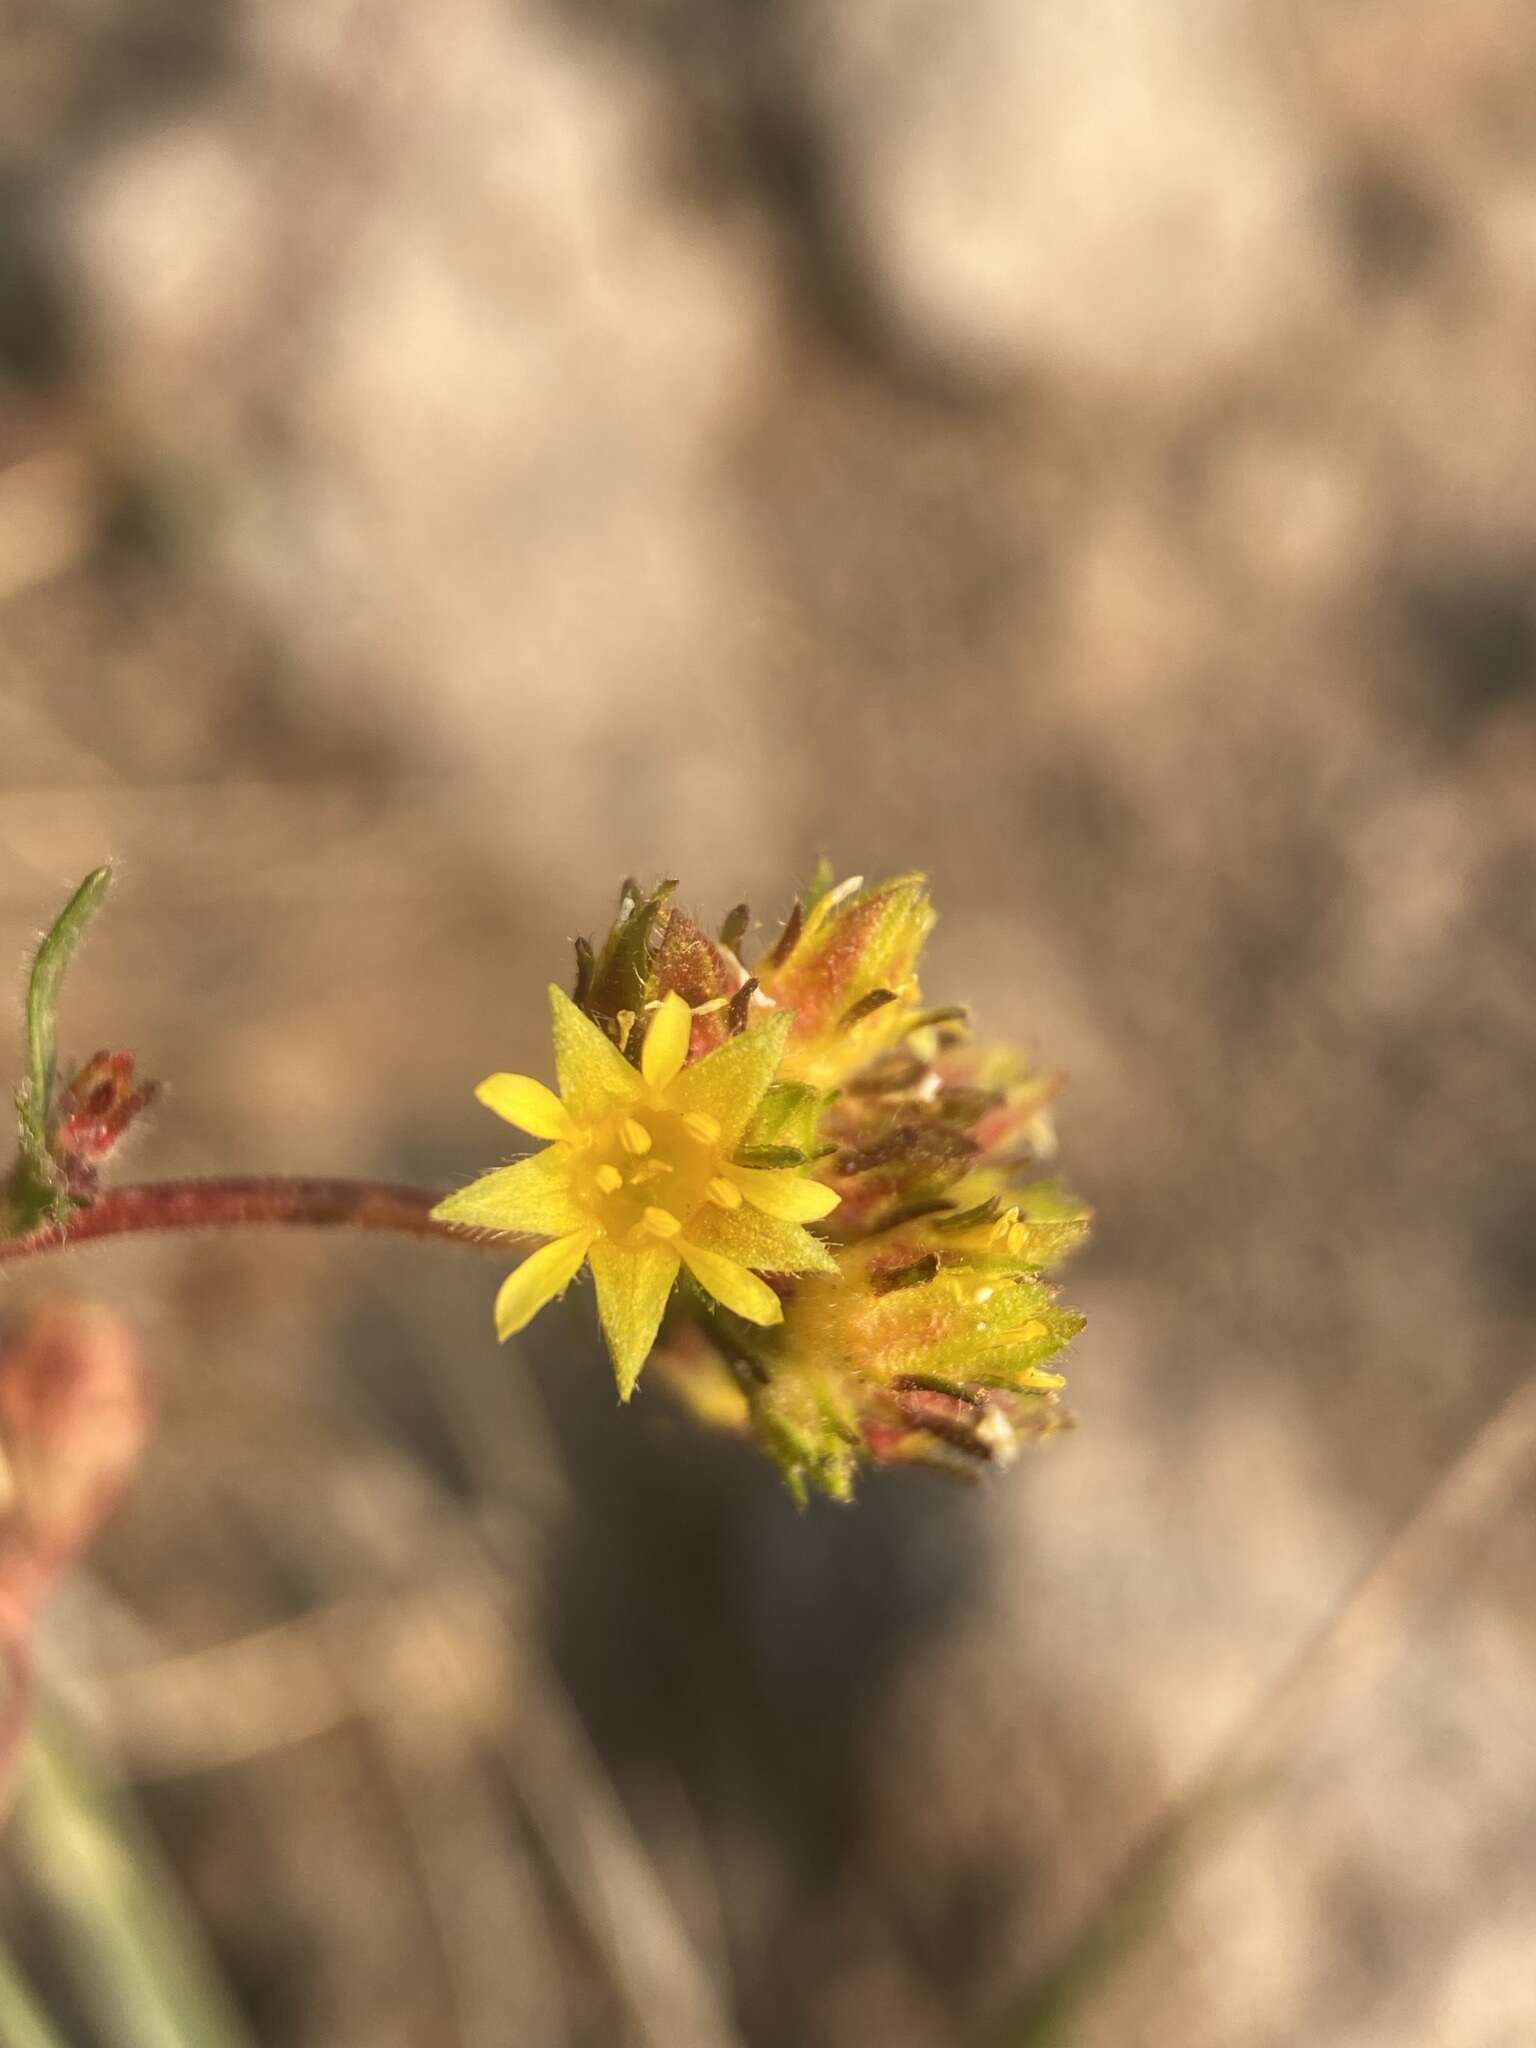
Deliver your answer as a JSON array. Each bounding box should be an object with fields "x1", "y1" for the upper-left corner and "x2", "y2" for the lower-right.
[{"x1": 0, "y1": 1178, "x2": 517, "y2": 1268}]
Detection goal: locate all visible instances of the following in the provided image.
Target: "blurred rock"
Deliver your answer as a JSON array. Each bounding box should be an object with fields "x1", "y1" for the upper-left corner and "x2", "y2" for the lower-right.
[{"x1": 809, "y1": 0, "x2": 1324, "y2": 382}]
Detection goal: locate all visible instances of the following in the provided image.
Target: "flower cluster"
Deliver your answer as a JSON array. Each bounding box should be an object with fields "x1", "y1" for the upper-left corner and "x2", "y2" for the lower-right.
[{"x1": 437, "y1": 871, "x2": 1090, "y2": 1498}]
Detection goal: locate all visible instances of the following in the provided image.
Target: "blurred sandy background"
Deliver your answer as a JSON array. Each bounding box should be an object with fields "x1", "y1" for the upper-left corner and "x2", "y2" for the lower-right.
[{"x1": 2, "y1": 3, "x2": 1535, "y2": 2044}]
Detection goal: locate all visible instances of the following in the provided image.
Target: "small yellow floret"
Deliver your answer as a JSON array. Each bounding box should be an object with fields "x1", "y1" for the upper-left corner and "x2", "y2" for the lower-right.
[{"x1": 433, "y1": 984, "x2": 841, "y2": 1398}]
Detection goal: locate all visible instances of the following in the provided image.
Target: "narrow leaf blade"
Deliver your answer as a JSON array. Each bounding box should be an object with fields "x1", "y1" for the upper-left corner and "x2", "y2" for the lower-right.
[{"x1": 26, "y1": 867, "x2": 112, "y2": 1113}]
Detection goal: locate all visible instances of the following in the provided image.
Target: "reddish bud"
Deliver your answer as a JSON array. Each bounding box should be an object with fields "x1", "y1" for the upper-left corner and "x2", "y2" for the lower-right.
[
  {"x1": 756, "y1": 874, "x2": 935, "y2": 1090},
  {"x1": 52, "y1": 1049, "x2": 159, "y2": 1196},
  {"x1": 647, "y1": 903, "x2": 754, "y2": 1058}
]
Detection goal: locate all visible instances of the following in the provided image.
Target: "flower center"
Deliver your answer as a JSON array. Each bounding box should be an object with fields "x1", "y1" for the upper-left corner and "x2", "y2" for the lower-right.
[{"x1": 579, "y1": 1104, "x2": 723, "y2": 1248}]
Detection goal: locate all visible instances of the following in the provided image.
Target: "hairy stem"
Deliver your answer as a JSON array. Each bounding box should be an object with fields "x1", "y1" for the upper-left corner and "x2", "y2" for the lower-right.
[{"x1": 0, "y1": 1178, "x2": 516, "y2": 1269}]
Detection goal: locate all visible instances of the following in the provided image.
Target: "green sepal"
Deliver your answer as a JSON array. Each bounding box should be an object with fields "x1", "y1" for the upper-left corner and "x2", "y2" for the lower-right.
[
  {"x1": 1011, "y1": 1179, "x2": 1093, "y2": 1225},
  {"x1": 582, "y1": 877, "x2": 677, "y2": 1032},
  {"x1": 744, "y1": 1080, "x2": 825, "y2": 1158},
  {"x1": 800, "y1": 856, "x2": 837, "y2": 919},
  {"x1": 750, "y1": 1378, "x2": 859, "y2": 1506}
]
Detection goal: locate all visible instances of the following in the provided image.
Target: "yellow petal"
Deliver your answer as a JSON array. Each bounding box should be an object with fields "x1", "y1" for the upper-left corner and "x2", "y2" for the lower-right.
[
  {"x1": 432, "y1": 1150, "x2": 585, "y2": 1236},
  {"x1": 668, "y1": 1010, "x2": 792, "y2": 1148},
  {"x1": 588, "y1": 1240, "x2": 681, "y2": 1399},
  {"x1": 728, "y1": 1164, "x2": 840, "y2": 1223},
  {"x1": 678, "y1": 1240, "x2": 784, "y2": 1327},
  {"x1": 641, "y1": 990, "x2": 693, "y2": 1092},
  {"x1": 548, "y1": 984, "x2": 643, "y2": 1120},
  {"x1": 474, "y1": 1072, "x2": 575, "y2": 1141},
  {"x1": 687, "y1": 1201, "x2": 839, "y2": 1275},
  {"x1": 493, "y1": 1230, "x2": 594, "y2": 1340}
]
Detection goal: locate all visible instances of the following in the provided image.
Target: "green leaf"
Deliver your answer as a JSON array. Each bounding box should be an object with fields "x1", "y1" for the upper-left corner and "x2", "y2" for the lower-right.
[
  {"x1": 26, "y1": 867, "x2": 112, "y2": 1117},
  {"x1": 5, "y1": 867, "x2": 112, "y2": 1235}
]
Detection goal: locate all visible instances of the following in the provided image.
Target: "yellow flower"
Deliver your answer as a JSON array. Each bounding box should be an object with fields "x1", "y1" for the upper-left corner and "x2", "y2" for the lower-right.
[{"x1": 434, "y1": 987, "x2": 841, "y2": 1396}]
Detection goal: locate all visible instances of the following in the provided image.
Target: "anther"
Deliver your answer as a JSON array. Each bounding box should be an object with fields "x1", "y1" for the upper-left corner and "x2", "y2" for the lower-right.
[
  {"x1": 707, "y1": 1176, "x2": 743, "y2": 1210},
  {"x1": 682, "y1": 1111, "x2": 721, "y2": 1144},
  {"x1": 594, "y1": 1164, "x2": 624, "y2": 1194},
  {"x1": 642, "y1": 1206, "x2": 682, "y2": 1239},
  {"x1": 619, "y1": 1118, "x2": 652, "y2": 1155}
]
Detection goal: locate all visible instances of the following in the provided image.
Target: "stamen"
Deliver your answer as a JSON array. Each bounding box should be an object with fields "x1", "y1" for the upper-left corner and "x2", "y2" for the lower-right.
[
  {"x1": 642, "y1": 1206, "x2": 682, "y2": 1239},
  {"x1": 619, "y1": 1118, "x2": 652, "y2": 1156},
  {"x1": 628, "y1": 1159, "x2": 673, "y2": 1184},
  {"x1": 594, "y1": 1164, "x2": 624, "y2": 1194},
  {"x1": 707, "y1": 1176, "x2": 743, "y2": 1210},
  {"x1": 682, "y1": 1111, "x2": 721, "y2": 1144},
  {"x1": 990, "y1": 1206, "x2": 1021, "y2": 1249}
]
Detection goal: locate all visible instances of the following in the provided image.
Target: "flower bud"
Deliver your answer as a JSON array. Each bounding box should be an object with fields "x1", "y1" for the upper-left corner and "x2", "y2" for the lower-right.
[
  {"x1": 741, "y1": 1217, "x2": 1082, "y2": 1498},
  {"x1": 756, "y1": 873, "x2": 935, "y2": 1091},
  {"x1": 52, "y1": 1049, "x2": 160, "y2": 1196},
  {"x1": 573, "y1": 879, "x2": 757, "y2": 1067}
]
